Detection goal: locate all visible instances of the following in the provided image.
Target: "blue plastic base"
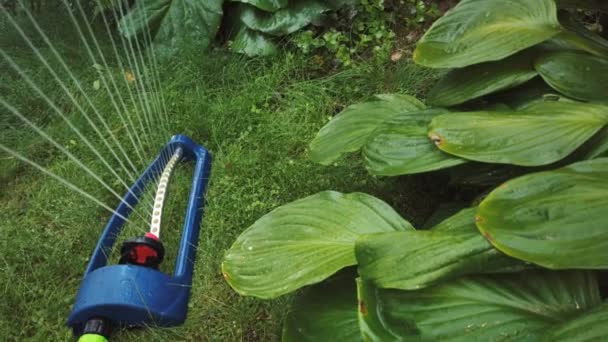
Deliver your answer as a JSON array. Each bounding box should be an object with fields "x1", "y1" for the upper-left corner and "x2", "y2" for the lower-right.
[
  {"x1": 68, "y1": 265, "x2": 188, "y2": 333},
  {"x1": 67, "y1": 135, "x2": 211, "y2": 335}
]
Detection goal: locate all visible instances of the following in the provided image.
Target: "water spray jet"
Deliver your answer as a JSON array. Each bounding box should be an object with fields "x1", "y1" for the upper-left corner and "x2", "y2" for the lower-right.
[{"x1": 66, "y1": 134, "x2": 211, "y2": 341}]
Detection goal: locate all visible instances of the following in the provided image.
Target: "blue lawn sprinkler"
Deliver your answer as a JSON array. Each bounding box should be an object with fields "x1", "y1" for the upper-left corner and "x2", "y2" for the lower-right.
[{"x1": 67, "y1": 135, "x2": 212, "y2": 341}]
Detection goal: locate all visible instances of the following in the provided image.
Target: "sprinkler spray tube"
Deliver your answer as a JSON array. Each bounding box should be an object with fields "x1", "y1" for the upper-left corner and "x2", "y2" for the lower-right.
[{"x1": 67, "y1": 135, "x2": 211, "y2": 340}]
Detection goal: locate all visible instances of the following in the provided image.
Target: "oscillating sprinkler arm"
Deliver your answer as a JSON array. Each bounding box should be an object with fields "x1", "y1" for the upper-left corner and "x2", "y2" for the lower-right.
[
  {"x1": 150, "y1": 147, "x2": 183, "y2": 239},
  {"x1": 68, "y1": 135, "x2": 212, "y2": 341},
  {"x1": 118, "y1": 147, "x2": 183, "y2": 269}
]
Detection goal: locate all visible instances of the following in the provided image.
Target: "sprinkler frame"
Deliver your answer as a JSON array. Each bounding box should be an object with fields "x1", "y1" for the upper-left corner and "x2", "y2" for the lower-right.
[{"x1": 67, "y1": 134, "x2": 212, "y2": 337}]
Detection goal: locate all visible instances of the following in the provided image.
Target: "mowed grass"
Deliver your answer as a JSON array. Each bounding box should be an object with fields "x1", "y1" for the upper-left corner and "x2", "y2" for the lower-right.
[{"x1": 0, "y1": 15, "x2": 439, "y2": 341}]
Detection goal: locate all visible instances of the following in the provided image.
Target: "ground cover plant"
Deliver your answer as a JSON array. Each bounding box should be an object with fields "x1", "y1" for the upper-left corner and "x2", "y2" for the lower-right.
[
  {"x1": 0, "y1": 7, "x2": 440, "y2": 340},
  {"x1": 223, "y1": 0, "x2": 608, "y2": 340}
]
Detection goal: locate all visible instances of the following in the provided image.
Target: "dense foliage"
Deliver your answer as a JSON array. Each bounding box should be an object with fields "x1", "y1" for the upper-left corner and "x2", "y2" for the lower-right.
[
  {"x1": 3, "y1": 0, "x2": 445, "y2": 62},
  {"x1": 292, "y1": 0, "x2": 442, "y2": 66},
  {"x1": 223, "y1": 0, "x2": 608, "y2": 340},
  {"x1": 116, "y1": 0, "x2": 364, "y2": 57}
]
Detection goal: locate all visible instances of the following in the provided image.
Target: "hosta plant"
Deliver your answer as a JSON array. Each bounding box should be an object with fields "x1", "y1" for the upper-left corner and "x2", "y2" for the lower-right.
[
  {"x1": 222, "y1": 159, "x2": 608, "y2": 340},
  {"x1": 223, "y1": 0, "x2": 608, "y2": 340},
  {"x1": 116, "y1": 0, "x2": 355, "y2": 56}
]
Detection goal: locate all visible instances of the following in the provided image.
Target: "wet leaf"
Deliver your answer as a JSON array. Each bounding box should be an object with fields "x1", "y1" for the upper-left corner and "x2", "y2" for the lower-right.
[
  {"x1": 229, "y1": 26, "x2": 278, "y2": 57},
  {"x1": 237, "y1": 0, "x2": 332, "y2": 36},
  {"x1": 414, "y1": 0, "x2": 561, "y2": 68},
  {"x1": 118, "y1": 0, "x2": 223, "y2": 54},
  {"x1": 427, "y1": 52, "x2": 538, "y2": 107},
  {"x1": 356, "y1": 208, "x2": 524, "y2": 290},
  {"x1": 357, "y1": 271, "x2": 601, "y2": 341},
  {"x1": 282, "y1": 273, "x2": 361, "y2": 341},
  {"x1": 310, "y1": 94, "x2": 425, "y2": 165},
  {"x1": 221, "y1": 191, "x2": 413, "y2": 299},
  {"x1": 535, "y1": 51, "x2": 608, "y2": 102},
  {"x1": 230, "y1": 0, "x2": 288, "y2": 12},
  {"x1": 428, "y1": 102, "x2": 608, "y2": 166},
  {"x1": 541, "y1": 303, "x2": 608, "y2": 342},
  {"x1": 362, "y1": 108, "x2": 466, "y2": 176},
  {"x1": 477, "y1": 158, "x2": 608, "y2": 269}
]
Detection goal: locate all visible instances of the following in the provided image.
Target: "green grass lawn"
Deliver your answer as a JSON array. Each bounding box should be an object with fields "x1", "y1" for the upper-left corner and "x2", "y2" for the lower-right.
[{"x1": 0, "y1": 15, "x2": 440, "y2": 341}]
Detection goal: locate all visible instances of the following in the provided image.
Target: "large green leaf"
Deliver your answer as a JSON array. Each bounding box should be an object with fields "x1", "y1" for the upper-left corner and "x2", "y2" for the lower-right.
[
  {"x1": 310, "y1": 94, "x2": 425, "y2": 165},
  {"x1": 221, "y1": 191, "x2": 413, "y2": 298},
  {"x1": 541, "y1": 303, "x2": 608, "y2": 342},
  {"x1": 356, "y1": 208, "x2": 524, "y2": 290},
  {"x1": 283, "y1": 272, "x2": 361, "y2": 341},
  {"x1": 413, "y1": 0, "x2": 560, "y2": 68},
  {"x1": 427, "y1": 52, "x2": 538, "y2": 107},
  {"x1": 476, "y1": 158, "x2": 608, "y2": 269},
  {"x1": 362, "y1": 108, "x2": 466, "y2": 176},
  {"x1": 357, "y1": 271, "x2": 601, "y2": 341},
  {"x1": 428, "y1": 102, "x2": 608, "y2": 166},
  {"x1": 230, "y1": 0, "x2": 354, "y2": 13},
  {"x1": 535, "y1": 51, "x2": 608, "y2": 102},
  {"x1": 230, "y1": 0, "x2": 288, "y2": 12},
  {"x1": 119, "y1": 0, "x2": 223, "y2": 53},
  {"x1": 238, "y1": 0, "x2": 331, "y2": 36},
  {"x1": 229, "y1": 26, "x2": 279, "y2": 57}
]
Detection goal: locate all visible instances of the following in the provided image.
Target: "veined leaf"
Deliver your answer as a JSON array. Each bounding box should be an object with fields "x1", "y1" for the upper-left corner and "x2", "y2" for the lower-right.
[
  {"x1": 541, "y1": 303, "x2": 608, "y2": 342},
  {"x1": 238, "y1": 1, "x2": 332, "y2": 36},
  {"x1": 362, "y1": 108, "x2": 466, "y2": 176},
  {"x1": 357, "y1": 271, "x2": 601, "y2": 341},
  {"x1": 427, "y1": 52, "x2": 538, "y2": 107},
  {"x1": 414, "y1": 0, "x2": 560, "y2": 68},
  {"x1": 283, "y1": 273, "x2": 361, "y2": 341},
  {"x1": 535, "y1": 51, "x2": 608, "y2": 102},
  {"x1": 310, "y1": 94, "x2": 425, "y2": 165},
  {"x1": 221, "y1": 191, "x2": 413, "y2": 299},
  {"x1": 356, "y1": 208, "x2": 524, "y2": 290},
  {"x1": 230, "y1": 0, "x2": 288, "y2": 12},
  {"x1": 356, "y1": 231, "x2": 523, "y2": 291},
  {"x1": 428, "y1": 102, "x2": 608, "y2": 166},
  {"x1": 477, "y1": 158, "x2": 608, "y2": 269},
  {"x1": 119, "y1": 0, "x2": 223, "y2": 54},
  {"x1": 585, "y1": 127, "x2": 608, "y2": 159},
  {"x1": 230, "y1": 26, "x2": 278, "y2": 57}
]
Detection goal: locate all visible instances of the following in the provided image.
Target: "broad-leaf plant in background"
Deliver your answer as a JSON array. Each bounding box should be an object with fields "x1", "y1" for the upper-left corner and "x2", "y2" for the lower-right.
[
  {"x1": 223, "y1": 0, "x2": 608, "y2": 340},
  {"x1": 116, "y1": 0, "x2": 357, "y2": 56}
]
